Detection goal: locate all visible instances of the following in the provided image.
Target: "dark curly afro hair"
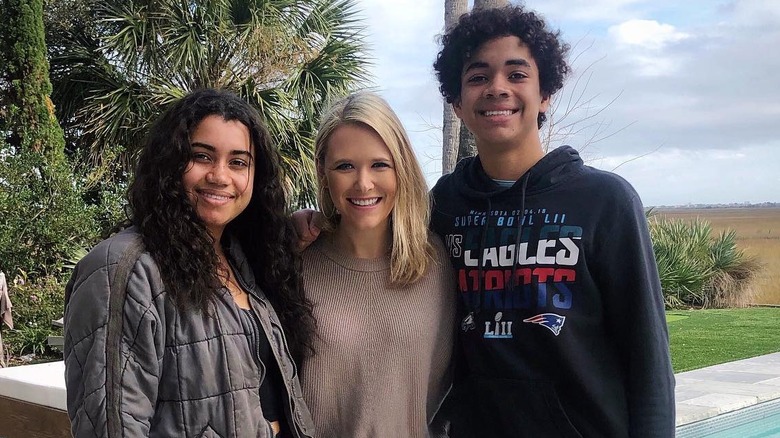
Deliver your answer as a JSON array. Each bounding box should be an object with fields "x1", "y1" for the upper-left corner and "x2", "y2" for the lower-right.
[{"x1": 434, "y1": 5, "x2": 570, "y2": 128}]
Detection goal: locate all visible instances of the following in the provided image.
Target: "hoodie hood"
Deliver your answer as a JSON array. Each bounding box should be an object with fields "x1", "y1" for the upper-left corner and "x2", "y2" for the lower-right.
[{"x1": 451, "y1": 145, "x2": 585, "y2": 199}]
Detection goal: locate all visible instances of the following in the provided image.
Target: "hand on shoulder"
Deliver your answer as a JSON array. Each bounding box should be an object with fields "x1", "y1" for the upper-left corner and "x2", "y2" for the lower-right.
[{"x1": 291, "y1": 209, "x2": 324, "y2": 252}]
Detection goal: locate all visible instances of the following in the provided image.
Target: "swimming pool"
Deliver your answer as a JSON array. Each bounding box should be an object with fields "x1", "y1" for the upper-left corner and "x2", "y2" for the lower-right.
[{"x1": 676, "y1": 398, "x2": 780, "y2": 437}]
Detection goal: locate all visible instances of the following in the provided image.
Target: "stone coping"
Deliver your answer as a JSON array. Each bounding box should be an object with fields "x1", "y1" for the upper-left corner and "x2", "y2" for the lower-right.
[
  {"x1": 0, "y1": 360, "x2": 66, "y2": 410},
  {"x1": 675, "y1": 352, "x2": 780, "y2": 426}
]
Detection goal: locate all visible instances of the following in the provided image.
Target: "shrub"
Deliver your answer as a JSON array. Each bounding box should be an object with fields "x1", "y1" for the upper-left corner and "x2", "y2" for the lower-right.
[
  {"x1": 0, "y1": 148, "x2": 99, "y2": 278},
  {"x1": 707, "y1": 229, "x2": 761, "y2": 307},
  {"x1": 0, "y1": 272, "x2": 64, "y2": 358},
  {"x1": 649, "y1": 216, "x2": 760, "y2": 308}
]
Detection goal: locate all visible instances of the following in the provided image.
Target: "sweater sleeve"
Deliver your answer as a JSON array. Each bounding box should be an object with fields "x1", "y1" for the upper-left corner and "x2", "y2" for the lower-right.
[
  {"x1": 594, "y1": 189, "x2": 676, "y2": 438},
  {"x1": 64, "y1": 248, "x2": 165, "y2": 438}
]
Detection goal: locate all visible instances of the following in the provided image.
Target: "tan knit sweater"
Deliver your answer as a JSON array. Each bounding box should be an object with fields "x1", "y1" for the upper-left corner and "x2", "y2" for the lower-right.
[{"x1": 300, "y1": 235, "x2": 456, "y2": 438}]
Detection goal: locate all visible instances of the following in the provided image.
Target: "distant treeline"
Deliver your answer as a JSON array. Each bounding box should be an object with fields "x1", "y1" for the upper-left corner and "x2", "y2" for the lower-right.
[{"x1": 652, "y1": 202, "x2": 780, "y2": 210}]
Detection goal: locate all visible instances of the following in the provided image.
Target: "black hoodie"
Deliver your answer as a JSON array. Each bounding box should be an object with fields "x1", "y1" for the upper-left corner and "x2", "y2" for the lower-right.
[{"x1": 431, "y1": 146, "x2": 675, "y2": 438}]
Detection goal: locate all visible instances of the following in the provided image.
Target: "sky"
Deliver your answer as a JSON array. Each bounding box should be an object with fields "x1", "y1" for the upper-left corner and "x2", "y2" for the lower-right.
[{"x1": 354, "y1": 0, "x2": 780, "y2": 206}]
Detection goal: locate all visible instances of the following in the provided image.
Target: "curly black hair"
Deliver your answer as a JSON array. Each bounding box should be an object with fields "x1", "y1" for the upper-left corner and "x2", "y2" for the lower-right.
[
  {"x1": 434, "y1": 5, "x2": 571, "y2": 128},
  {"x1": 128, "y1": 88, "x2": 315, "y2": 362}
]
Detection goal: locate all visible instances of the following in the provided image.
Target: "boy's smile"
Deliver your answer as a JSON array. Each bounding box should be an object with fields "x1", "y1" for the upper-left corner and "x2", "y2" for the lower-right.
[{"x1": 453, "y1": 36, "x2": 549, "y2": 155}]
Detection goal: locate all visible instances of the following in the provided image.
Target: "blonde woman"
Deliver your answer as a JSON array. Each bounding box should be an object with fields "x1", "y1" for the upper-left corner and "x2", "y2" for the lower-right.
[{"x1": 299, "y1": 91, "x2": 455, "y2": 437}]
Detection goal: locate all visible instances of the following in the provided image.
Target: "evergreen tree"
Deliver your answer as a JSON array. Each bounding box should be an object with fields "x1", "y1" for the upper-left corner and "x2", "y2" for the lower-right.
[
  {"x1": 0, "y1": 0, "x2": 96, "y2": 278},
  {"x1": 2, "y1": 0, "x2": 65, "y2": 156}
]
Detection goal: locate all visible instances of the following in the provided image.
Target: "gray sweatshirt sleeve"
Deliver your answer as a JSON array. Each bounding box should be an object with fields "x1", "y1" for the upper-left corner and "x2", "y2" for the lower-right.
[{"x1": 64, "y1": 243, "x2": 165, "y2": 438}]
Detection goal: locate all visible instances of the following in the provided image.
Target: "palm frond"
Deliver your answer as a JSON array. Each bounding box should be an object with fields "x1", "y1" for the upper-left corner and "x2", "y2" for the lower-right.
[{"x1": 48, "y1": 0, "x2": 371, "y2": 205}]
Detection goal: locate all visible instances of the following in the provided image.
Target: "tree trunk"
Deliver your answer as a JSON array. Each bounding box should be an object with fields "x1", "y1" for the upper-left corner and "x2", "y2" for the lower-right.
[
  {"x1": 450, "y1": 0, "x2": 508, "y2": 166},
  {"x1": 456, "y1": 121, "x2": 476, "y2": 164},
  {"x1": 441, "y1": 0, "x2": 467, "y2": 175},
  {"x1": 473, "y1": 0, "x2": 508, "y2": 9}
]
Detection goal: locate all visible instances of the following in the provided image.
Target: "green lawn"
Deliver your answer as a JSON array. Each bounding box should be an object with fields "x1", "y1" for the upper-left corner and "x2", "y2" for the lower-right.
[{"x1": 667, "y1": 307, "x2": 780, "y2": 373}]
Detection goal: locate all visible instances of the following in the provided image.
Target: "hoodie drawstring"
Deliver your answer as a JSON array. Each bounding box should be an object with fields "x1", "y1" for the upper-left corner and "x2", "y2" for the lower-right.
[
  {"x1": 475, "y1": 197, "x2": 491, "y2": 317},
  {"x1": 475, "y1": 173, "x2": 529, "y2": 317},
  {"x1": 508, "y1": 174, "x2": 530, "y2": 306}
]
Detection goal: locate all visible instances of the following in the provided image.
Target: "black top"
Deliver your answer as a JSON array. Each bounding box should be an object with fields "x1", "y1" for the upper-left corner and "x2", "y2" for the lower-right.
[
  {"x1": 239, "y1": 307, "x2": 286, "y2": 426},
  {"x1": 431, "y1": 146, "x2": 675, "y2": 437}
]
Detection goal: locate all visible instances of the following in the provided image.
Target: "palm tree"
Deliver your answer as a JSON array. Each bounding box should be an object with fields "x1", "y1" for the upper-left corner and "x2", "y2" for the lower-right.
[
  {"x1": 48, "y1": 0, "x2": 369, "y2": 207},
  {"x1": 441, "y1": 0, "x2": 466, "y2": 175},
  {"x1": 473, "y1": 0, "x2": 506, "y2": 9}
]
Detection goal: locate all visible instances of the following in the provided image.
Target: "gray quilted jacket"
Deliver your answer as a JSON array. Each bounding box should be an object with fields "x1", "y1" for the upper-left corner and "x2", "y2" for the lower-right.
[{"x1": 64, "y1": 227, "x2": 315, "y2": 437}]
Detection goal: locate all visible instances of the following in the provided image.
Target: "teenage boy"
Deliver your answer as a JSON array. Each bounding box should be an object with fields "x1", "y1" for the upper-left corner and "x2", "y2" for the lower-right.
[{"x1": 431, "y1": 5, "x2": 674, "y2": 437}]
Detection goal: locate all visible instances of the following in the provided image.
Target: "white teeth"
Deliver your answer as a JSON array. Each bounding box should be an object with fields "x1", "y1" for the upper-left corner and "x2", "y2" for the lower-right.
[
  {"x1": 484, "y1": 110, "x2": 514, "y2": 116},
  {"x1": 202, "y1": 192, "x2": 230, "y2": 201},
  {"x1": 350, "y1": 198, "x2": 380, "y2": 206}
]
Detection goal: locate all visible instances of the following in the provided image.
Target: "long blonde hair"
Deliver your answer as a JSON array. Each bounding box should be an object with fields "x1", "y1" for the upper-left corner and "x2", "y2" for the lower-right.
[{"x1": 314, "y1": 91, "x2": 433, "y2": 286}]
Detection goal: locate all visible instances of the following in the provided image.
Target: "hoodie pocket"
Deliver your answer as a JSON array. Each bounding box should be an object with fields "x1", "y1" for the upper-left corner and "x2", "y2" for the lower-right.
[
  {"x1": 196, "y1": 424, "x2": 225, "y2": 438},
  {"x1": 449, "y1": 376, "x2": 582, "y2": 438}
]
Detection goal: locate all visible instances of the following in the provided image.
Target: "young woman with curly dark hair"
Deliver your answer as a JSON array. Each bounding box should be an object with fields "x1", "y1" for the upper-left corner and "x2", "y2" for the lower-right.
[{"x1": 64, "y1": 89, "x2": 316, "y2": 438}]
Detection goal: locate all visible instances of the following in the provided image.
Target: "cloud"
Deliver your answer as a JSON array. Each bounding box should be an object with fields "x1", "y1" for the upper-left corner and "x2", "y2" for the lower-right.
[
  {"x1": 609, "y1": 19, "x2": 689, "y2": 50},
  {"x1": 354, "y1": 0, "x2": 445, "y2": 185},
  {"x1": 719, "y1": 0, "x2": 780, "y2": 27},
  {"x1": 533, "y1": 0, "x2": 645, "y2": 23},
  {"x1": 605, "y1": 20, "x2": 690, "y2": 76},
  {"x1": 354, "y1": 0, "x2": 780, "y2": 203},
  {"x1": 545, "y1": 1, "x2": 780, "y2": 157},
  {"x1": 593, "y1": 143, "x2": 780, "y2": 206}
]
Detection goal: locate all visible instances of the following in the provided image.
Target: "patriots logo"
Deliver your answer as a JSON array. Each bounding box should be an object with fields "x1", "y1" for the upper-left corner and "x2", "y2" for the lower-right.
[{"x1": 523, "y1": 313, "x2": 566, "y2": 336}]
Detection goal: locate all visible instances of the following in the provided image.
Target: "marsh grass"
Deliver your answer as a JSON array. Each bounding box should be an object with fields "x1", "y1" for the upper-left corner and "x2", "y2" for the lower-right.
[{"x1": 658, "y1": 208, "x2": 780, "y2": 305}]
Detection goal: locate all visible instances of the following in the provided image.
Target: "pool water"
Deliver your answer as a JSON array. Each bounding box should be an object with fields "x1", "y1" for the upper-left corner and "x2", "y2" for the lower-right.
[
  {"x1": 677, "y1": 399, "x2": 780, "y2": 438},
  {"x1": 705, "y1": 413, "x2": 780, "y2": 438}
]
